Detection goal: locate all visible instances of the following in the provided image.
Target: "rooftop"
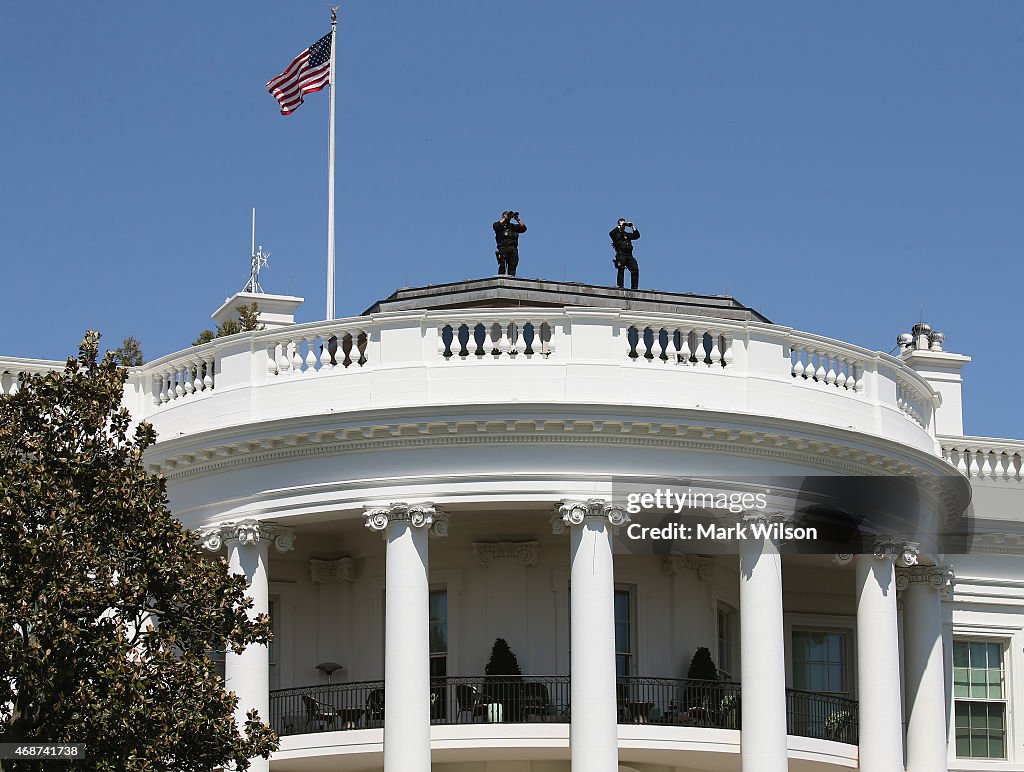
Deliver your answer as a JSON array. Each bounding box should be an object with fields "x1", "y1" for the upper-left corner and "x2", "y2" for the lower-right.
[{"x1": 362, "y1": 277, "x2": 771, "y2": 323}]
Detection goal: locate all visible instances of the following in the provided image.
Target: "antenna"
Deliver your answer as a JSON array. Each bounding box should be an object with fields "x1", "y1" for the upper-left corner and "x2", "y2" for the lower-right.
[{"x1": 243, "y1": 207, "x2": 269, "y2": 294}]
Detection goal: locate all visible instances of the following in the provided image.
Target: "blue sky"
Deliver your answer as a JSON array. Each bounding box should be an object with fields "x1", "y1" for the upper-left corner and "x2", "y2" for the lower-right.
[{"x1": 2, "y1": 2, "x2": 1022, "y2": 439}]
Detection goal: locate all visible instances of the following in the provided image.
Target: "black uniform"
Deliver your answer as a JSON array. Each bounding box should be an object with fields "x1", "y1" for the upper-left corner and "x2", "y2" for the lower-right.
[
  {"x1": 610, "y1": 225, "x2": 640, "y2": 289},
  {"x1": 493, "y1": 219, "x2": 527, "y2": 276}
]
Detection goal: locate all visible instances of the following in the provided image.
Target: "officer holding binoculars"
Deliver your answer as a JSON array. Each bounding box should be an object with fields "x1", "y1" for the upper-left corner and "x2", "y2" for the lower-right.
[
  {"x1": 493, "y1": 210, "x2": 527, "y2": 276},
  {"x1": 611, "y1": 218, "x2": 641, "y2": 289}
]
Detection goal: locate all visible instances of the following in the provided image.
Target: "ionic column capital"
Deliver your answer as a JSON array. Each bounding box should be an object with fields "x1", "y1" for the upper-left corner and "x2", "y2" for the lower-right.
[
  {"x1": 473, "y1": 541, "x2": 539, "y2": 567},
  {"x1": 872, "y1": 536, "x2": 920, "y2": 566},
  {"x1": 662, "y1": 554, "x2": 714, "y2": 581},
  {"x1": 200, "y1": 519, "x2": 295, "y2": 553},
  {"x1": 309, "y1": 557, "x2": 356, "y2": 583},
  {"x1": 363, "y1": 502, "x2": 449, "y2": 537},
  {"x1": 896, "y1": 565, "x2": 955, "y2": 595},
  {"x1": 552, "y1": 498, "x2": 630, "y2": 534}
]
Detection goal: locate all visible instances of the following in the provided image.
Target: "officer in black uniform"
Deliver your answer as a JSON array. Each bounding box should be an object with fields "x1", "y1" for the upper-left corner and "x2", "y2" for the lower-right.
[
  {"x1": 610, "y1": 218, "x2": 640, "y2": 289},
  {"x1": 493, "y1": 210, "x2": 527, "y2": 276}
]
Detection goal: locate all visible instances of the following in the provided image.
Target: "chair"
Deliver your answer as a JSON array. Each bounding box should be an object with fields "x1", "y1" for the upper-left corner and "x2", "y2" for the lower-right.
[
  {"x1": 364, "y1": 688, "x2": 385, "y2": 726},
  {"x1": 301, "y1": 694, "x2": 341, "y2": 732},
  {"x1": 520, "y1": 682, "x2": 553, "y2": 721},
  {"x1": 455, "y1": 683, "x2": 490, "y2": 723}
]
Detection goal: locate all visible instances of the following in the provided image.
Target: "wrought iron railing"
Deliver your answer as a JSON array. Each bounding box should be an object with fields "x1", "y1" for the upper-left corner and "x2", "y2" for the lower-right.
[
  {"x1": 786, "y1": 687, "x2": 859, "y2": 744},
  {"x1": 269, "y1": 679, "x2": 384, "y2": 736},
  {"x1": 269, "y1": 677, "x2": 858, "y2": 744}
]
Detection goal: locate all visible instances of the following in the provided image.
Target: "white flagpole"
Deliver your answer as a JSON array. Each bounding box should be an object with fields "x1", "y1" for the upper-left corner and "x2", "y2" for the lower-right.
[{"x1": 325, "y1": 7, "x2": 339, "y2": 320}]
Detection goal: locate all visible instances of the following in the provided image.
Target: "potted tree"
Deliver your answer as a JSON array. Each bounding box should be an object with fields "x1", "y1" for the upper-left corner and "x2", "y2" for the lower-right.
[
  {"x1": 484, "y1": 638, "x2": 523, "y2": 722},
  {"x1": 684, "y1": 647, "x2": 720, "y2": 725}
]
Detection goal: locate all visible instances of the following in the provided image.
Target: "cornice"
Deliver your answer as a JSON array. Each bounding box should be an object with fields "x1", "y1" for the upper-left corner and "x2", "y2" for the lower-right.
[{"x1": 144, "y1": 413, "x2": 967, "y2": 527}]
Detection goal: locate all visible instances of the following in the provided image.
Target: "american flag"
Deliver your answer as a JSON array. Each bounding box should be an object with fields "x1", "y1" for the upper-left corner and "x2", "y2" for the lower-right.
[{"x1": 266, "y1": 32, "x2": 332, "y2": 115}]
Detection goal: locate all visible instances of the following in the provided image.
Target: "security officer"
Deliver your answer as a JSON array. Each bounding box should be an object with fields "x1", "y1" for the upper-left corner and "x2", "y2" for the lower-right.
[
  {"x1": 493, "y1": 210, "x2": 527, "y2": 276},
  {"x1": 610, "y1": 218, "x2": 640, "y2": 289}
]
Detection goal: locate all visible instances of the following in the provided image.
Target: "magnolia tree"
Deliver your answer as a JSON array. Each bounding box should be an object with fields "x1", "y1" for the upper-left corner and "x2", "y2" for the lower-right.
[{"x1": 0, "y1": 332, "x2": 277, "y2": 771}]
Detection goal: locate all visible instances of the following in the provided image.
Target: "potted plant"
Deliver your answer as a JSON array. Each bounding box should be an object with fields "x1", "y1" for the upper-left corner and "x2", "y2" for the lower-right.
[
  {"x1": 824, "y1": 710, "x2": 854, "y2": 742},
  {"x1": 484, "y1": 638, "x2": 523, "y2": 721},
  {"x1": 684, "y1": 647, "x2": 720, "y2": 724}
]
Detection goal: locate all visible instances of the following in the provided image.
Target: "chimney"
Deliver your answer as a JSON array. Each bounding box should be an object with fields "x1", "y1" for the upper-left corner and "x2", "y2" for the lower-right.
[{"x1": 896, "y1": 322, "x2": 971, "y2": 436}]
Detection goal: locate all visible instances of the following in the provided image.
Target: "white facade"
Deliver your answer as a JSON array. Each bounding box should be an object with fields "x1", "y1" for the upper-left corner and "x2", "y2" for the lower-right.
[{"x1": 3, "y1": 279, "x2": 1022, "y2": 772}]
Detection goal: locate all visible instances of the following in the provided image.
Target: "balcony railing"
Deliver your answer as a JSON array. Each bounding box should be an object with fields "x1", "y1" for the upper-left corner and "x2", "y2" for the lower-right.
[{"x1": 270, "y1": 677, "x2": 858, "y2": 745}]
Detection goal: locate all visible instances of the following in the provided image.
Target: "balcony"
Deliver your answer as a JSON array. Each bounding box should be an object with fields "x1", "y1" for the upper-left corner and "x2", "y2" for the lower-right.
[{"x1": 269, "y1": 676, "x2": 859, "y2": 745}]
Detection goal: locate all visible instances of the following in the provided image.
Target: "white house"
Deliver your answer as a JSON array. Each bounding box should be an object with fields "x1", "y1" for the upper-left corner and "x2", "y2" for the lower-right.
[{"x1": 3, "y1": 276, "x2": 1021, "y2": 772}]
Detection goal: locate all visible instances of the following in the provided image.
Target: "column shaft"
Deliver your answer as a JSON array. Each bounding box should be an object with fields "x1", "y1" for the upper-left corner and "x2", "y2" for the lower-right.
[
  {"x1": 569, "y1": 517, "x2": 619, "y2": 772},
  {"x1": 739, "y1": 535, "x2": 789, "y2": 772},
  {"x1": 384, "y1": 520, "x2": 431, "y2": 772},
  {"x1": 903, "y1": 579, "x2": 948, "y2": 772},
  {"x1": 856, "y1": 555, "x2": 904, "y2": 772},
  {"x1": 225, "y1": 539, "x2": 270, "y2": 772}
]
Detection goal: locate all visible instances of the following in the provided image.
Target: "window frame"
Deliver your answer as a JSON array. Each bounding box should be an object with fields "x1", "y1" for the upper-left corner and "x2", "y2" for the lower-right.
[
  {"x1": 614, "y1": 584, "x2": 636, "y2": 677},
  {"x1": 952, "y1": 637, "x2": 1009, "y2": 761},
  {"x1": 717, "y1": 603, "x2": 738, "y2": 680},
  {"x1": 783, "y1": 614, "x2": 857, "y2": 698}
]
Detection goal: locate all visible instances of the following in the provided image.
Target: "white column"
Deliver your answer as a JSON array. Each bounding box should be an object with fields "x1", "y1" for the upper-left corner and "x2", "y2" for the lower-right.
[
  {"x1": 365, "y1": 503, "x2": 448, "y2": 772},
  {"x1": 554, "y1": 499, "x2": 629, "y2": 772},
  {"x1": 899, "y1": 566, "x2": 953, "y2": 772},
  {"x1": 738, "y1": 516, "x2": 788, "y2": 772},
  {"x1": 201, "y1": 520, "x2": 295, "y2": 772},
  {"x1": 856, "y1": 538, "x2": 917, "y2": 772}
]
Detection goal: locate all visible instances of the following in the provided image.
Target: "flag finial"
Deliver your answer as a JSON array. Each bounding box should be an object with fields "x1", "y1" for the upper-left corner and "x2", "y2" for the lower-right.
[{"x1": 330, "y1": 5, "x2": 339, "y2": 23}]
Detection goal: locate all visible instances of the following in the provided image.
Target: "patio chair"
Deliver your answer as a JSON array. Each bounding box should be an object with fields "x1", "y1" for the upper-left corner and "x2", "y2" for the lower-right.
[
  {"x1": 364, "y1": 688, "x2": 385, "y2": 726},
  {"x1": 520, "y1": 682, "x2": 553, "y2": 721},
  {"x1": 454, "y1": 683, "x2": 491, "y2": 723},
  {"x1": 301, "y1": 694, "x2": 341, "y2": 732}
]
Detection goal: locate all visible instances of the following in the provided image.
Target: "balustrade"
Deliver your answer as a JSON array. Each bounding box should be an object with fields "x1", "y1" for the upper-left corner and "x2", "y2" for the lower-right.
[
  {"x1": 265, "y1": 328, "x2": 368, "y2": 376},
  {"x1": 268, "y1": 677, "x2": 858, "y2": 744},
  {"x1": 789, "y1": 343, "x2": 863, "y2": 393},
  {"x1": 942, "y1": 439, "x2": 1024, "y2": 482},
  {"x1": 627, "y1": 325, "x2": 733, "y2": 367},
  {"x1": 437, "y1": 319, "x2": 555, "y2": 360},
  {"x1": 152, "y1": 354, "x2": 216, "y2": 406}
]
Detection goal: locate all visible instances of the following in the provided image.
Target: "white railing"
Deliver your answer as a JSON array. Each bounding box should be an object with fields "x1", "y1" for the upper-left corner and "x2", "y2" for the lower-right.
[
  {"x1": 2, "y1": 311, "x2": 942, "y2": 444},
  {"x1": 436, "y1": 317, "x2": 557, "y2": 360},
  {"x1": 941, "y1": 437, "x2": 1024, "y2": 482},
  {"x1": 788, "y1": 335, "x2": 864, "y2": 393},
  {"x1": 0, "y1": 357, "x2": 66, "y2": 395},
  {"x1": 627, "y1": 323, "x2": 734, "y2": 368},
  {"x1": 265, "y1": 325, "x2": 369, "y2": 375},
  {"x1": 151, "y1": 352, "x2": 216, "y2": 406}
]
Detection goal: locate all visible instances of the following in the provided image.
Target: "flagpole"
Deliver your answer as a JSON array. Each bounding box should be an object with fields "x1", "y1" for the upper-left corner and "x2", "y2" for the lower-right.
[{"x1": 326, "y1": 7, "x2": 339, "y2": 320}]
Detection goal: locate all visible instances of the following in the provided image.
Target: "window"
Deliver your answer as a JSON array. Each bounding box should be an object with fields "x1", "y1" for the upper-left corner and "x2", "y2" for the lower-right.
[
  {"x1": 429, "y1": 589, "x2": 448, "y2": 679},
  {"x1": 717, "y1": 604, "x2": 737, "y2": 679},
  {"x1": 614, "y1": 587, "x2": 633, "y2": 677},
  {"x1": 954, "y1": 640, "x2": 1006, "y2": 760},
  {"x1": 268, "y1": 597, "x2": 279, "y2": 689},
  {"x1": 791, "y1": 630, "x2": 848, "y2": 695}
]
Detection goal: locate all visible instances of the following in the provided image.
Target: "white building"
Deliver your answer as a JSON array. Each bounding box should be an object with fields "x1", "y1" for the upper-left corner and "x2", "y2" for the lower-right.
[{"x1": 3, "y1": 276, "x2": 1022, "y2": 772}]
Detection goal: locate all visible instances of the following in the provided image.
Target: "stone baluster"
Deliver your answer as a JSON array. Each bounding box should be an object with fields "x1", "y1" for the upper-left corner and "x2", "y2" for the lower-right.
[
  {"x1": 813, "y1": 349, "x2": 827, "y2": 382},
  {"x1": 679, "y1": 328, "x2": 692, "y2": 366},
  {"x1": 722, "y1": 333, "x2": 734, "y2": 367},
  {"x1": 966, "y1": 448, "x2": 980, "y2": 478},
  {"x1": 791, "y1": 346, "x2": 805, "y2": 378},
  {"x1": 204, "y1": 354, "x2": 215, "y2": 390},
  {"x1": 305, "y1": 336, "x2": 318, "y2": 374},
  {"x1": 980, "y1": 450, "x2": 994, "y2": 479},
  {"x1": 835, "y1": 357, "x2": 848, "y2": 389},
  {"x1": 707, "y1": 332, "x2": 721, "y2": 367},
  {"x1": 825, "y1": 353, "x2": 837, "y2": 386},
  {"x1": 290, "y1": 339, "x2": 303, "y2": 373},
  {"x1": 275, "y1": 341, "x2": 290, "y2": 376},
  {"x1": 266, "y1": 344, "x2": 279, "y2": 376},
  {"x1": 853, "y1": 362, "x2": 865, "y2": 393},
  {"x1": 666, "y1": 328, "x2": 679, "y2": 364},
  {"x1": 183, "y1": 363, "x2": 195, "y2": 395}
]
